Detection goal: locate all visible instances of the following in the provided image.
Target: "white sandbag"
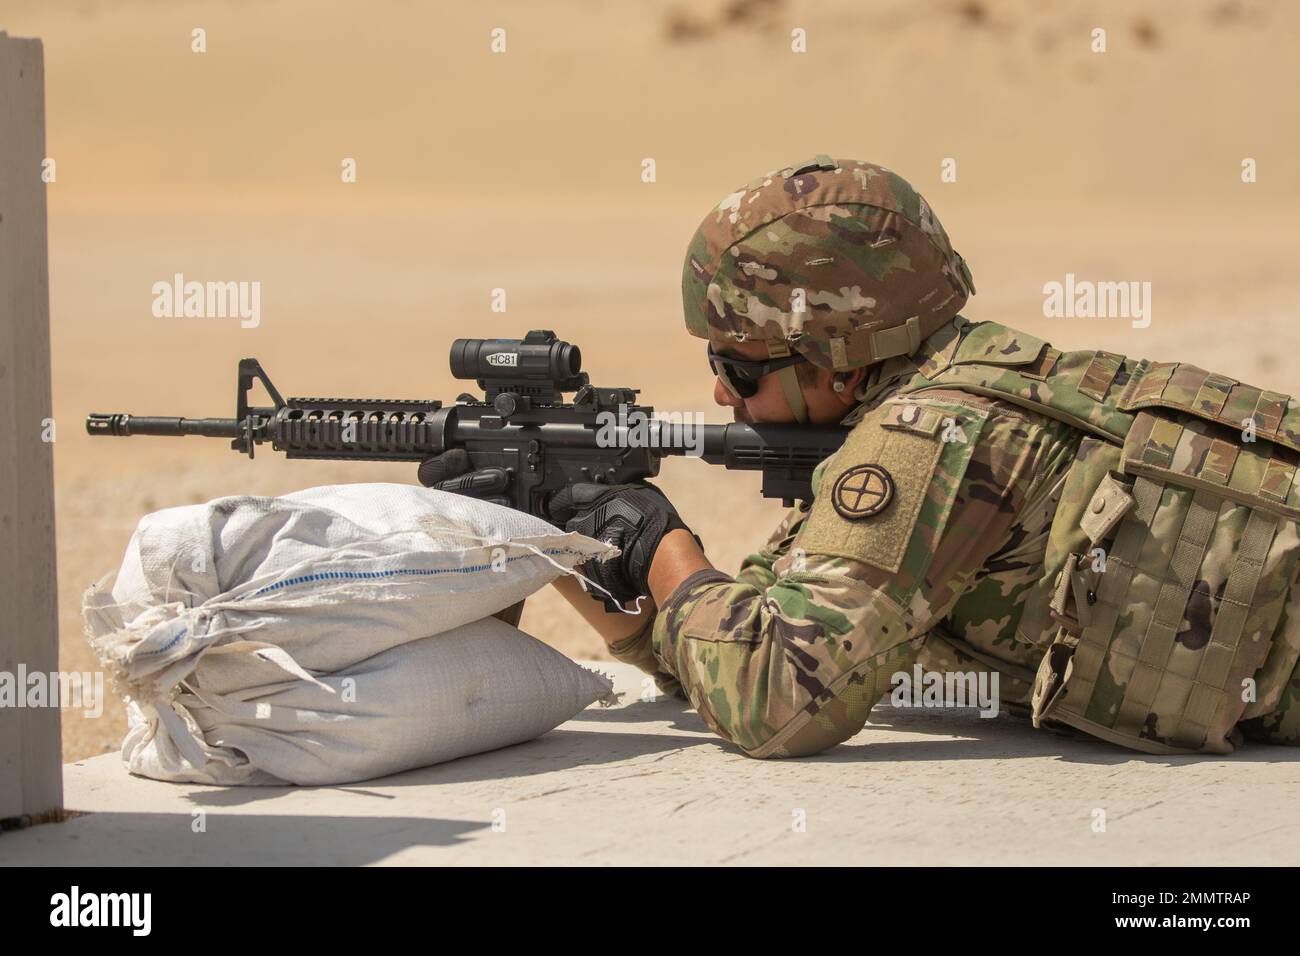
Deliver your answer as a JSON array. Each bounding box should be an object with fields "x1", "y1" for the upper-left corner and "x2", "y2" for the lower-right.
[
  {"x1": 120, "y1": 616, "x2": 615, "y2": 786},
  {"x1": 82, "y1": 483, "x2": 619, "y2": 785}
]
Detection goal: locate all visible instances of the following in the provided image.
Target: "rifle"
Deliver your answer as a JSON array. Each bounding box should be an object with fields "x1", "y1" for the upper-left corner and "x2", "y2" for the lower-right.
[{"x1": 86, "y1": 330, "x2": 848, "y2": 517}]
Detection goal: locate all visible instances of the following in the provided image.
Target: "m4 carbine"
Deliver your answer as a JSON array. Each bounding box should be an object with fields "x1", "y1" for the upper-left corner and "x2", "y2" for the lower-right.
[{"x1": 86, "y1": 330, "x2": 849, "y2": 517}]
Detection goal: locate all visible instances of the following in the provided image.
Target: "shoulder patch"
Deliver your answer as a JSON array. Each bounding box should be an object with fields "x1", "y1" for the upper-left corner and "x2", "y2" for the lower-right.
[
  {"x1": 832, "y1": 465, "x2": 895, "y2": 519},
  {"x1": 797, "y1": 399, "x2": 990, "y2": 574}
]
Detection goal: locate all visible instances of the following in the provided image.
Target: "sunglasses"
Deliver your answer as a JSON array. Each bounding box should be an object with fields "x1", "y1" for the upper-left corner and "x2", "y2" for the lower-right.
[{"x1": 707, "y1": 345, "x2": 807, "y2": 399}]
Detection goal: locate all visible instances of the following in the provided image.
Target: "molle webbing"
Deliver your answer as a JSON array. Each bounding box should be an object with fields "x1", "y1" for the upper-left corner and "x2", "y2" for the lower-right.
[
  {"x1": 1033, "y1": 408, "x2": 1299, "y2": 754},
  {"x1": 898, "y1": 321, "x2": 1300, "y2": 469},
  {"x1": 1056, "y1": 475, "x2": 1161, "y2": 742},
  {"x1": 1119, "y1": 361, "x2": 1300, "y2": 454},
  {"x1": 1172, "y1": 508, "x2": 1277, "y2": 746},
  {"x1": 1123, "y1": 402, "x2": 1300, "y2": 520},
  {"x1": 914, "y1": 321, "x2": 1300, "y2": 754},
  {"x1": 900, "y1": 321, "x2": 1141, "y2": 445},
  {"x1": 1111, "y1": 483, "x2": 1219, "y2": 740}
]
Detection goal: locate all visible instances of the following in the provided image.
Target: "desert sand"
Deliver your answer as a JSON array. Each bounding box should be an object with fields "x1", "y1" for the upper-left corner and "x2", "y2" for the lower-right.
[{"x1": 1, "y1": 0, "x2": 1296, "y2": 762}]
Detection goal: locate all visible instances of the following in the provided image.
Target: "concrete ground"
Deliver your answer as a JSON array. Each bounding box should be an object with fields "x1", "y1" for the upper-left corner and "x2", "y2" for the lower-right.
[{"x1": 3, "y1": 661, "x2": 1298, "y2": 866}]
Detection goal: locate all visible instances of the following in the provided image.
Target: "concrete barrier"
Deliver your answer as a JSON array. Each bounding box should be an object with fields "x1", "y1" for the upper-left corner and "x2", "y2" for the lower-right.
[{"x1": 0, "y1": 32, "x2": 61, "y2": 823}]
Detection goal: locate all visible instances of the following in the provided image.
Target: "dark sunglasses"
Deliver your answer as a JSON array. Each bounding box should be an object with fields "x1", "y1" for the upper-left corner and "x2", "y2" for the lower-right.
[{"x1": 707, "y1": 345, "x2": 807, "y2": 399}]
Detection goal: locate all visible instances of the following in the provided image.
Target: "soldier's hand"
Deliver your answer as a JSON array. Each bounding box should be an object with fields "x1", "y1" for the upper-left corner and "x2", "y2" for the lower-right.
[
  {"x1": 416, "y1": 449, "x2": 512, "y2": 508},
  {"x1": 546, "y1": 482, "x2": 697, "y2": 608}
]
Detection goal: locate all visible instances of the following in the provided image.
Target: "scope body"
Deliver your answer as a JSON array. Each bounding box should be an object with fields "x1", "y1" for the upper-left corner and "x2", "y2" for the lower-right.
[{"x1": 450, "y1": 330, "x2": 584, "y2": 400}]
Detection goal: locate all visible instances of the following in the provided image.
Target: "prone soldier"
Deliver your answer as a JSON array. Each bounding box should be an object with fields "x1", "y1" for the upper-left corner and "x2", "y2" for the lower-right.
[{"x1": 434, "y1": 156, "x2": 1300, "y2": 758}]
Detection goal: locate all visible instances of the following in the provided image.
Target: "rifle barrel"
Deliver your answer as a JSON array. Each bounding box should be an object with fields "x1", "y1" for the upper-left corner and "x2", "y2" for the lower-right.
[{"x1": 86, "y1": 414, "x2": 243, "y2": 438}]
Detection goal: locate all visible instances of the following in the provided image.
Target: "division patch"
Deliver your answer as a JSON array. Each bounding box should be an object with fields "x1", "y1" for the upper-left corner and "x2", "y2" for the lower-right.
[{"x1": 831, "y1": 464, "x2": 895, "y2": 520}]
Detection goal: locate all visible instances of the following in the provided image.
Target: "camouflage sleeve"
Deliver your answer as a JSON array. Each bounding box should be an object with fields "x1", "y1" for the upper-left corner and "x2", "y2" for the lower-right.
[
  {"x1": 606, "y1": 611, "x2": 684, "y2": 698},
  {"x1": 649, "y1": 391, "x2": 1077, "y2": 758},
  {"x1": 735, "y1": 504, "x2": 806, "y2": 589}
]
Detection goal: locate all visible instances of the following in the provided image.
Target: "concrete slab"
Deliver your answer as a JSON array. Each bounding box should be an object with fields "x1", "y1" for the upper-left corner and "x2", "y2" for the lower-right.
[{"x1": 2, "y1": 661, "x2": 1299, "y2": 865}]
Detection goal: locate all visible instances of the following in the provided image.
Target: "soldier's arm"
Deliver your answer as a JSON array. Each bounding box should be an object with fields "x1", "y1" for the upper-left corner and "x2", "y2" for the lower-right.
[
  {"x1": 641, "y1": 393, "x2": 1079, "y2": 757},
  {"x1": 548, "y1": 574, "x2": 683, "y2": 694},
  {"x1": 551, "y1": 575, "x2": 657, "y2": 644},
  {"x1": 733, "y1": 504, "x2": 807, "y2": 590},
  {"x1": 551, "y1": 500, "x2": 803, "y2": 686}
]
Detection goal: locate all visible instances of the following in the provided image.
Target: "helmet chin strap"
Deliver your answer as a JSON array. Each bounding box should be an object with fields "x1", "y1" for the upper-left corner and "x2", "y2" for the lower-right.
[{"x1": 777, "y1": 364, "x2": 809, "y2": 424}]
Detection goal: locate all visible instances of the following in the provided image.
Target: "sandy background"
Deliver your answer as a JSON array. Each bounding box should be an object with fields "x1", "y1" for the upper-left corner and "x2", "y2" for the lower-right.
[{"x1": 3, "y1": 0, "x2": 1297, "y2": 761}]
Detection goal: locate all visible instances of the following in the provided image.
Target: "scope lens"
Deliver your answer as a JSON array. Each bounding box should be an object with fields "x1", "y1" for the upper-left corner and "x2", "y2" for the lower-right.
[{"x1": 555, "y1": 343, "x2": 581, "y2": 379}]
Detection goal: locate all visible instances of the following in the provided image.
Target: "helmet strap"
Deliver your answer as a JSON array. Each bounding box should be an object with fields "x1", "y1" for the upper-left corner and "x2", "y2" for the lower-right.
[{"x1": 777, "y1": 364, "x2": 809, "y2": 424}]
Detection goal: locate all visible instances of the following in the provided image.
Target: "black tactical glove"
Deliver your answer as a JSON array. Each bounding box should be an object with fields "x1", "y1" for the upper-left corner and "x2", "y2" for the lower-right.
[
  {"x1": 416, "y1": 449, "x2": 513, "y2": 508},
  {"x1": 546, "y1": 482, "x2": 696, "y2": 609}
]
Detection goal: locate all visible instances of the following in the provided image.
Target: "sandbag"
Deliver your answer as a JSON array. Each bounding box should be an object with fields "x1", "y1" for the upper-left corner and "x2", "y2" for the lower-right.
[
  {"x1": 118, "y1": 616, "x2": 615, "y2": 785},
  {"x1": 83, "y1": 483, "x2": 619, "y2": 785}
]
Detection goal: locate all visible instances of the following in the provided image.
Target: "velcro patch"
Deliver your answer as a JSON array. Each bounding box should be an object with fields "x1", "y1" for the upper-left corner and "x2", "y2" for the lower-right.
[
  {"x1": 880, "y1": 401, "x2": 944, "y2": 437},
  {"x1": 797, "y1": 401, "x2": 988, "y2": 574}
]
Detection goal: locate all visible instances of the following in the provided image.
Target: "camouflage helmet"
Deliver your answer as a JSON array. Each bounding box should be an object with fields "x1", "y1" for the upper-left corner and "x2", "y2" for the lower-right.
[{"x1": 682, "y1": 156, "x2": 975, "y2": 371}]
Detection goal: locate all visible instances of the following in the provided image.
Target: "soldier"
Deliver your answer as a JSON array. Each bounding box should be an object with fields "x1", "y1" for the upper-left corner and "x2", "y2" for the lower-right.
[{"x1": 448, "y1": 157, "x2": 1300, "y2": 757}]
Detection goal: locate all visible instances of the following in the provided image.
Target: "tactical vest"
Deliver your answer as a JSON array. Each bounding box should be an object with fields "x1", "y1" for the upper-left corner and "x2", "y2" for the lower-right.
[{"x1": 888, "y1": 318, "x2": 1300, "y2": 755}]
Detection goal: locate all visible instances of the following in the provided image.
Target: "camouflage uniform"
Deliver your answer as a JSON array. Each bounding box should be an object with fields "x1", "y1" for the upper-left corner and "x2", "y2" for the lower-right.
[{"x1": 609, "y1": 157, "x2": 1300, "y2": 758}]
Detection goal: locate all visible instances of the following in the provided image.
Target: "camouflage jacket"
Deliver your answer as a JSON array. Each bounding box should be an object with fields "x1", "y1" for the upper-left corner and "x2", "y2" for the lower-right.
[{"x1": 610, "y1": 316, "x2": 1300, "y2": 757}]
